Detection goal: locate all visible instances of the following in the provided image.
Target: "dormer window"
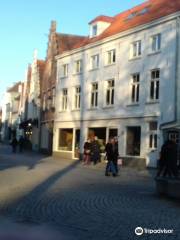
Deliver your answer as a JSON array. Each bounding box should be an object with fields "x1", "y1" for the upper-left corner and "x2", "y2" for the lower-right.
[
  {"x1": 92, "y1": 25, "x2": 97, "y2": 37},
  {"x1": 89, "y1": 15, "x2": 114, "y2": 38}
]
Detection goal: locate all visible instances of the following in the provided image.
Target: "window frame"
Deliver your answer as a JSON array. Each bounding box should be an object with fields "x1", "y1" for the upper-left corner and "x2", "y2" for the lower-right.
[
  {"x1": 90, "y1": 54, "x2": 99, "y2": 70},
  {"x1": 106, "y1": 49, "x2": 116, "y2": 65},
  {"x1": 106, "y1": 79, "x2": 115, "y2": 106},
  {"x1": 150, "y1": 69, "x2": 160, "y2": 101},
  {"x1": 90, "y1": 83, "x2": 98, "y2": 108},
  {"x1": 92, "y1": 24, "x2": 98, "y2": 37},
  {"x1": 151, "y1": 33, "x2": 161, "y2": 53},
  {"x1": 131, "y1": 73, "x2": 140, "y2": 103},
  {"x1": 62, "y1": 64, "x2": 68, "y2": 77},
  {"x1": 149, "y1": 121, "x2": 158, "y2": 150},
  {"x1": 75, "y1": 59, "x2": 82, "y2": 74},
  {"x1": 61, "y1": 88, "x2": 68, "y2": 111},
  {"x1": 74, "y1": 86, "x2": 81, "y2": 110},
  {"x1": 130, "y1": 40, "x2": 142, "y2": 58}
]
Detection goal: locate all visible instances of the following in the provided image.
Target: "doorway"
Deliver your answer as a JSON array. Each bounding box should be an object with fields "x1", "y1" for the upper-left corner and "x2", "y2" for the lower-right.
[{"x1": 126, "y1": 126, "x2": 141, "y2": 156}]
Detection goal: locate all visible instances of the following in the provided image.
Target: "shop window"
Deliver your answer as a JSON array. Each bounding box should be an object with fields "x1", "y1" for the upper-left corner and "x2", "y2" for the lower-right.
[
  {"x1": 88, "y1": 127, "x2": 106, "y2": 153},
  {"x1": 59, "y1": 128, "x2": 73, "y2": 151},
  {"x1": 109, "y1": 129, "x2": 118, "y2": 138}
]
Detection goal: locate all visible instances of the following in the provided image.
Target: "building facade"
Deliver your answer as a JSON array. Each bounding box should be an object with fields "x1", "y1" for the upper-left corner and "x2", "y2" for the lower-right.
[
  {"x1": 53, "y1": 0, "x2": 180, "y2": 167},
  {"x1": 1, "y1": 82, "x2": 24, "y2": 142},
  {"x1": 40, "y1": 21, "x2": 87, "y2": 154}
]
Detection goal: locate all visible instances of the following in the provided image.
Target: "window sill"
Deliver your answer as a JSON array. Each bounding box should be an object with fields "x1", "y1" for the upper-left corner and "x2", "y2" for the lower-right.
[
  {"x1": 87, "y1": 107, "x2": 99, "y2": 111},
  {"x1": 146, "y1": 100, "x2": 159, "y2": 105},
  {"x1": 89, "y1": 67, "x2": 99, "y2": 72},
  {"x1": 104, "y1": 63, "x2": 116, "y2": 68},
  {"x1": 129, "y1": 56, "x2": 141, "y2": 61},
  {"x1": 71, "y1": 109, "x2": 80, "y2": 112},
  {"x1": 60, "y1": 76, "x2": 68, "y2": 79},
  {"x1": 59, "y1": 110, "x2": 68, "y2": 113},
  {"x1": 126, "y1": 103, "x2": 140, "y2": 107},
  {"x1": 149, "y1": 148, "x2": 157, "y2": 152},
  {"x1": 73, "y1": 72, "x2": 83, "y2": 76},
  {"x1": 148, "y1": 50, "x2": 161, "y2": 56},
  {"x1": 102, "y1": 105, "x2": 114, "y2": 109}
]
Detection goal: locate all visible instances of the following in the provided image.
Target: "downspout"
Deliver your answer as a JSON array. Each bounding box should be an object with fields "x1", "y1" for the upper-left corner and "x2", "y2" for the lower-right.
[
  {"x1": 174, "y1": 16, "x2": 180, "y2": 122},
  {"x1": 160, "y1": 16, "x2": 180, "y2": 129}
]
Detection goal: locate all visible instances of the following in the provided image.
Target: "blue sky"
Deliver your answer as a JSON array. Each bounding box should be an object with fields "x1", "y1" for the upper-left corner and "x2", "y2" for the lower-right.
[{"x1": 0, "y1": 0, "x2": 145, "y2": 105}]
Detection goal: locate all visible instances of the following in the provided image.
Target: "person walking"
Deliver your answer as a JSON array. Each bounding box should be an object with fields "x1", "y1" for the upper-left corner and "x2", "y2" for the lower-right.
[
  {"x1": 83, "y1": 140, "x2": 91, "y2": 164},
  {"x1": 105, "y1": 137, "x2": 119, "y2": 177},
  {"x1": 11, "y1": 136, "x2": 18, "y2": 153},
  {"x1": 90, "y1": 136, "x2": 100, "y2": 165},
  {"x1": 114, "y1": 136, "x2": 119, "y2": 174},
  {"x1": 18, "y1": 136, "x2": 24, "y2": 153},
  {"x1": 157, "y1": 139, "x2": 178, "y2": 178}
]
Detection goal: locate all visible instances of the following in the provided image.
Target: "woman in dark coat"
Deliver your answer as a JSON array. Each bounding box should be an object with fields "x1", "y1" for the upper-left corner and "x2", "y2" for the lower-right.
[
  {"x1": 83, "y1": 140, "x2": 91, "y2": 164},
  {"x1": 90, "y1": 137, "x2": 100, "y2": 165},
  {"x1": 11, "y1": 137, "x2": 18, "y2": 153},
  {"x1": 105, "y1": 137, "x2": 119, "y2": 176}
]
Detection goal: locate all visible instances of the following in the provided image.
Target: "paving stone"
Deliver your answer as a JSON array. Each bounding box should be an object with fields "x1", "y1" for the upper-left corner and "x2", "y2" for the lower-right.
[{"x1": 0, "y1": 144, "x2": 180, "y2": 240}]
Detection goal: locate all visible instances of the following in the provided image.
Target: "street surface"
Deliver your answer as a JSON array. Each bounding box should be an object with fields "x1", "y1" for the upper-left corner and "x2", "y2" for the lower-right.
[{"x1": 0, "y1": 144, "x2": 180, "y2": 240}]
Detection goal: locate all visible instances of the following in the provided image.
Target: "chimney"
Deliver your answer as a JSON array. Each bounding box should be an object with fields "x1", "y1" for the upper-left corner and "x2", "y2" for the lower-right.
[{"x1": 50, "y1": 20, "x2": 57, "y2": 33}]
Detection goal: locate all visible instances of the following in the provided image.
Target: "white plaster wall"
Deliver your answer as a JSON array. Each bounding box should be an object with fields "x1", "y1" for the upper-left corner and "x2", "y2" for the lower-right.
[{"x1": 54, "y1": 18, "x2": 177, "y2": 166}]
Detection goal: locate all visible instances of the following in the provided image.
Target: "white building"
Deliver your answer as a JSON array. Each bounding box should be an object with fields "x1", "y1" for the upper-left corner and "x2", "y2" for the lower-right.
[
  {"x1": 1, "y1": 82, "x2": 23, "y2": 142},
  {"x1": 53, "y1": 0, "x2": 180, "y2": 167}
]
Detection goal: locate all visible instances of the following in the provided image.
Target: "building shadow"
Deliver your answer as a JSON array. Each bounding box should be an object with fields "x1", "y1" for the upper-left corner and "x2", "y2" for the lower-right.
[{"x1": 0, "y1": 160, "x2": 80, "y2": 221}]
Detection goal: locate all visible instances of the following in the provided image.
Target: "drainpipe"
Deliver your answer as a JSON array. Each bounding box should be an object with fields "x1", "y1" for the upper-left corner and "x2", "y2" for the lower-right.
[{"x1": 160, "y1": 16, "x2": 180, "y2": 130}]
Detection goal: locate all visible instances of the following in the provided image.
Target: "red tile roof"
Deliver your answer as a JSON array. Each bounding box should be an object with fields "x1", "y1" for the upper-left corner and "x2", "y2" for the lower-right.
[
  {"x1": 56, "y1": 33, "x2": 88, "y2": 54},
  {"x1": 58, "y1": 0, "x2": 180, "y2": 53},
  {"x1": 89, "y1": 15, "x2": 115, "y2": 24}
]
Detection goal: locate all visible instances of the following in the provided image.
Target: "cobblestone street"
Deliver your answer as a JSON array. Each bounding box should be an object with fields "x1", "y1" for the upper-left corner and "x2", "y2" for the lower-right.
[{"x1": 0, "y1": 144, "x2": 180, "y2": 240}]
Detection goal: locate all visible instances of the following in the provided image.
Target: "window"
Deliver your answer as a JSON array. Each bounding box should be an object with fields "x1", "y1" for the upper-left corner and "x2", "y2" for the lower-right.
[
  {"x1": 92, "y1": 25, "x2": 97, "y2": 37},
  {"x1": 107, "y1": 49, "x2": 116, "y2": 65},
  {"x1": 74, "y1": 86, "x2": 81, "y2": 109},
  {"x1": 47, "y1": 90, "x2": 51, "y2": 110},
  {"x1": 91, "y1": 54, "x2": 99, "y2": 69},
  {"x1": 52, "y1": 88, "x2": 55, "y2": 107},
  {"x1": 130, "y1": 41, "x2": 141, "y2": 58},
  {"x1": 150, "y1": 69, "x2": 160, "y2": 101},
  {"x1": 151, "y1": 34, "x2": 161, "y2": 52},
  {"x1": 59, "y1": 128, "x2": 73, "y2": 151},
  {"x1": 75, "y1": 60, "x2": 82, "y2": 73},
  {"x1": 149, "y1": 121, "x2": 158, "y2": 149},
  {"x1": 62, "y1": 89, "x2": 68, "y2": 111},
  {"x1": 106, "y1": 80, "x2": 114, "y2": 106},
  {"x1": 91, "y1": 83, "x2": 98, "y2": 108},
  {"x1": 62, "y1": 64, "x2": 68, "y2": 77},
  {"x1": 168, "y1": 131, "x2": 179, "y2": 144},
  {"x1": 131, "y1": 73, "x2": 140, "y2": 103}
]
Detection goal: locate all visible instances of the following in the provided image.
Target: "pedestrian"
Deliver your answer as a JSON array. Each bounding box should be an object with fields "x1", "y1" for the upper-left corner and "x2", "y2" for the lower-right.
[
  {"x1": 105, "y1": 137, "x2": 119, "y2": 177},
  {"x1": 83, "y1": 140, "x2": 91, "y2": 164},
  {"x1": 114, "y1": 136, "x2": 119, "y2": 174},
  {"x1": 11, "y1": 136, "x2": 18, "y2": 153},
  {"x1": 157, "y1": 139, "x2": 178, "y2": 178},
  {"x1": 18, "y1": 136, "x2": 24, "y2": 153},
  {"x1": 90, "y1": 136, "x2": 100, "y2": 165}
]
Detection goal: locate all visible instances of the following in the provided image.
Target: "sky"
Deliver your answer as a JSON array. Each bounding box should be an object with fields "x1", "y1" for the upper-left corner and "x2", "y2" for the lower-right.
[{"x1": 0, "y1": 0, "x2": 145, "y2": 106}]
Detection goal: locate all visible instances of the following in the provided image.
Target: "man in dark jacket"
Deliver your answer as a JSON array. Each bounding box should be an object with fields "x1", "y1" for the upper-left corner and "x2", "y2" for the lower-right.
[
  {"x1": 157, "y1": 139, "x2": 178, "y2": 177},
  {"x1": 105, "y1": 137, "x2": 119, "y2": 176}
]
